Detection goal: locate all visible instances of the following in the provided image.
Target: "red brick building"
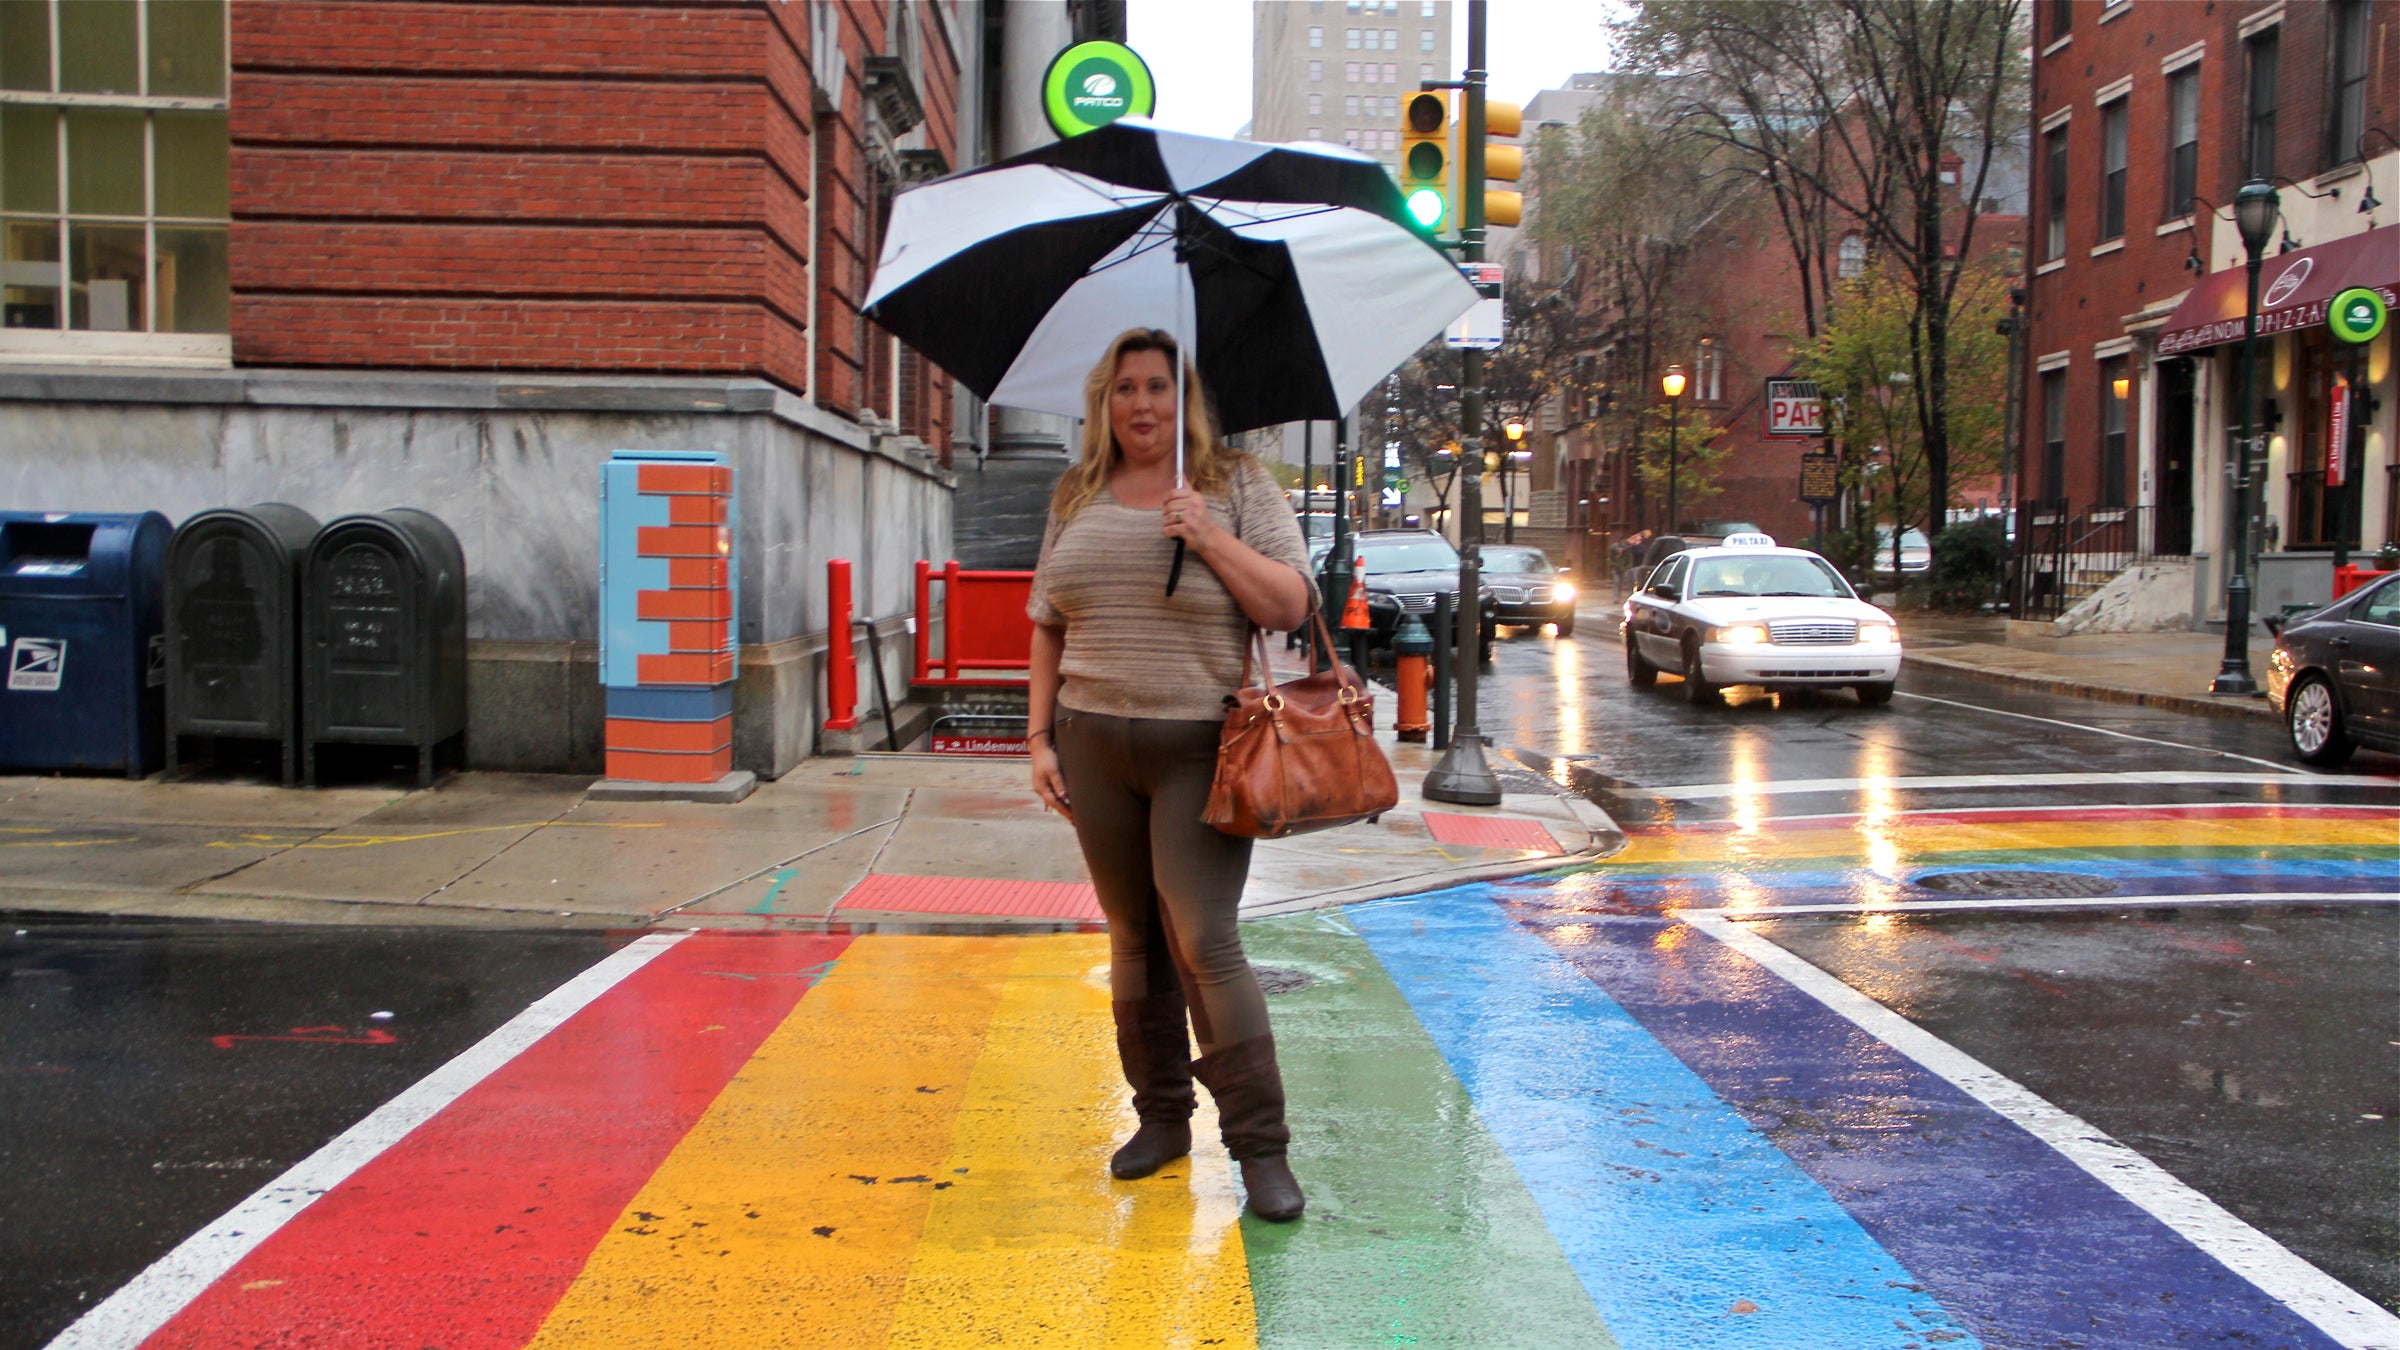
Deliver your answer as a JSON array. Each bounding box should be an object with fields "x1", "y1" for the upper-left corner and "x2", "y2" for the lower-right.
[
  {"x1": 0, "y1": 1, "x2": 1115, "y2": 774},
  {"x1": 2022, "y1": 0, "x2": 2397, "y2": 624}
]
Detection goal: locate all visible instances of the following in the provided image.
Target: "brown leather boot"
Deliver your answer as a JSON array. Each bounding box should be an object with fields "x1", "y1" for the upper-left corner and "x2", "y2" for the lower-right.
[
  {"x1": 1192, "y1": 1033, "x2": 1304, "y2": 1222},
  {"x1": 1109, "y1": 992, "x2": 1195, "y2": 1180}
]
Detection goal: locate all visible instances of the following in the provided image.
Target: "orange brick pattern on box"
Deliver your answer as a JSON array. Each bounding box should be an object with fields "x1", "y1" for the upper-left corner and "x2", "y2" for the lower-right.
[
  {"x1": 604, "y1": 715, "x2": 732, "y2": 755},
  {"x1": 606, "y1": 745, "x2": 734, "y2": 784}
]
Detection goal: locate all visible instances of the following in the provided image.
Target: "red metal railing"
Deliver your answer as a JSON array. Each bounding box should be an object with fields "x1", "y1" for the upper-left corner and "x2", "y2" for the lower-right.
[{"x1": 914, "y1": 560, "x2": 1034, "y2": 686}]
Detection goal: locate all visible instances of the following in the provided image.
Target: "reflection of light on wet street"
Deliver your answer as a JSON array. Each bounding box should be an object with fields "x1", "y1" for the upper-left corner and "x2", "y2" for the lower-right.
[
  {"x1": 1725, "y1": 731, "x2": 1770, "y2": 847},
  {"x1": 1549, "y1": 633, "x2": 1584, "y2": 756},
  {"x1": 1852, "y1": 740, "x2": 1907, "y2": 912}
]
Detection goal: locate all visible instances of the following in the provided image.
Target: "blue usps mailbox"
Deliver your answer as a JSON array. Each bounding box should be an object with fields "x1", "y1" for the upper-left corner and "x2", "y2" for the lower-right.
[{"x1": 0, "y1": 510, "x2": 172, "y2": 776}]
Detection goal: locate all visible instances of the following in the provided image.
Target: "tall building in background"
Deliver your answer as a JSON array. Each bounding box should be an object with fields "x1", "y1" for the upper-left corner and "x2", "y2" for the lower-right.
[{"x1": 1252, "y1": 0, "x2": 1452, "y2": 170}]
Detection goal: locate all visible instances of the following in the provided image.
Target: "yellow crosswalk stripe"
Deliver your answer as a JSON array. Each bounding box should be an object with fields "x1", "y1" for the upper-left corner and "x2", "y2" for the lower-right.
[
  {"x1": 1612, "y1": 817, "x2": 2393, "y2": 866},
  {"x1": 882, "y1": 933, "x2": 1255, "y2": 1350},
  {"x1": 525, "y1": 936, "x2": 1015, "y2": 1349}
]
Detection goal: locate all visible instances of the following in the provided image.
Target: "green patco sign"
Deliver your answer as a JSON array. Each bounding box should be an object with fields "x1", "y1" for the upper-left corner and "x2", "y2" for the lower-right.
[
  {"x1": 2328, "y1": 286, "x2": 2388, "y2": 345},
  {"x1": 1044, "y1": 41, "x2": 1155, "y2": 139}
]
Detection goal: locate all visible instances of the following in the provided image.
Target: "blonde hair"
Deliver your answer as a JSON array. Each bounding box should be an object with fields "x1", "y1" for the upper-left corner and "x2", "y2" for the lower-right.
[{"x1": 1050, "y1": 328, "x2": 1240, "y2": 521}]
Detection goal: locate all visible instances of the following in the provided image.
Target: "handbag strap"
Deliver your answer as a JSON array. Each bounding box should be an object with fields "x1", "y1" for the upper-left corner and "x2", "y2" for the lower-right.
[{"x1": 1240, "y1": 593, "x2": 1345, "y2": 699}]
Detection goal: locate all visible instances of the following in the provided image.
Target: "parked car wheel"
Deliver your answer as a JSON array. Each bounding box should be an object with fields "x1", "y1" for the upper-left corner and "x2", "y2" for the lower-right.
[
  {"x1": 1627, "y1": 633, "x2": 1657, "y2": 687},
  {"x1": 2286, "y1": 674, "x2": 2356, "y2": 767},
  {"x1": 1682, "y1": 634, "x2": 1723, "y2": 707},
  {"x1": 1854, "y1": 681, "x2": 1895, "y2": 706}
]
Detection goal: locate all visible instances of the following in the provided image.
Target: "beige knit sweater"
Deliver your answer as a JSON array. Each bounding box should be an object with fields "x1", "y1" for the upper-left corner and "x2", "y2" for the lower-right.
[{"x1": 1028, "y1": 457, "x2": 1312, "y2": 722}]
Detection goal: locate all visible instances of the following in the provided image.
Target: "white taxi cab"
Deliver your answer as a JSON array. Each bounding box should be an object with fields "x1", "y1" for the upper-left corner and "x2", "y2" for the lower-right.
[{"x1": 1622, "y1": 535, "x2": 1903, "y2": 706}]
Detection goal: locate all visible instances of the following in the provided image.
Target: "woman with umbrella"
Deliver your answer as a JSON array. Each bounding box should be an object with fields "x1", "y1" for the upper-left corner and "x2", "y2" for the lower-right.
[
  {"x1": 864, "y1": 119, "x2": 1476, "y2": 1222},
  {"x1": 1025, "y1": 327, "x2": 1315, "y2": 1221}
]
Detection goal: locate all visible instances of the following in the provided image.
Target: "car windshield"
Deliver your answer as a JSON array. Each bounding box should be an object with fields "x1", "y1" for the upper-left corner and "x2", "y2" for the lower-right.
[
  {"x1": 1688, "y1": 554, "x2": 1853, "y2": 598},
  {"x1": 1481, "y1": 548, "x2": 1551, "y2": 574},
  {"x1": 1357, "y1": 538, "x2": 1460, "y2": 573}
]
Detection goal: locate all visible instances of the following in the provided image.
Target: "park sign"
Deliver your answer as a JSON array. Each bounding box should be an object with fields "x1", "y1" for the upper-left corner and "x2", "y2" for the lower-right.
[
  {"x1": 1764, "y1": 379, "x2": 1824, "y2": 439},
  {"x1": 1043, "y1": 41, "x2": 1155, "y2": 139},
  {"x1": 2329, "y1": 287, "x2": 2387, "y2": 345}
]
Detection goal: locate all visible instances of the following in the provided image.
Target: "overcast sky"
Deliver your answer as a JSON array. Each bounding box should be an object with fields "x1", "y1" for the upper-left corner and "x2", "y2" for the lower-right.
[{"x1": 1123, "y1": 0, "x2": 1622, "y2": 141}]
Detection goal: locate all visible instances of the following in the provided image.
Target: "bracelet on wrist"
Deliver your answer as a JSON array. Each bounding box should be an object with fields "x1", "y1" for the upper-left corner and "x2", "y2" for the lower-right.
[{"x1": 1028, "y1": 727, "x2": 1054, "y2": 744}]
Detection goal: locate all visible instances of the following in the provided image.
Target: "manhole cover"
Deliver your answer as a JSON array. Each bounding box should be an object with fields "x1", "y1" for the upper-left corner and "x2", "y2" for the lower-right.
[
  {"x1": 1253, "y1": 965, "x2": 1316, "y2": 995},
  {"x1": 1912, "y1": 869, "x2": 2119, "y2": 899}
]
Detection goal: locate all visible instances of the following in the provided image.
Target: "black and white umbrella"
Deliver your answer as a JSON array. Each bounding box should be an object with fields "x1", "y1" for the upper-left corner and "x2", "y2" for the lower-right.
[{"x1": 863, "y1": 118, "x2": 1478, "y2": 444}]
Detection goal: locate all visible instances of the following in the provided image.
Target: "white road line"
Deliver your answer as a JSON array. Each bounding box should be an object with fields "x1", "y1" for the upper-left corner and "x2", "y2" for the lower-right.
[
  {"x1": 1895, "y1": 688, "x2": 2303, "y2": 772},
  {"x1": 1685, "y1": 911, "x2": 2400, "y2": 1350},
  {"x1": 1703, "y1": 800, "x2": 2400, "y2": 828},
  {"x1": 1689, "y1": 892, "x2": 2398, "y2": 919},
  {"x1": 45, "y1": 932, "x2": 690, "y2": 1350},
  {"x1": 1646, "y1": 770, "x2": 2400, "y2": 800}
]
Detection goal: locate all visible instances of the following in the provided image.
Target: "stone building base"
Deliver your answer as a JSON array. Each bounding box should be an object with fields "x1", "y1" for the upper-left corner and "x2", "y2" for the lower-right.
[{"x1": 0, "y1": 368, "x2": 950, "y2": 779}]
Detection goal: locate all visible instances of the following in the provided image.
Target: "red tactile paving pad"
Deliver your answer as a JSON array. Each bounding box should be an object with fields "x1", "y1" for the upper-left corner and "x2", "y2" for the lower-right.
[
  {"x1": 837, "y1": 873, "x2": 1103, "y2": 920},
  {"x1": 1422, "y1": 811, "x2": 1564, "y2": 853}
]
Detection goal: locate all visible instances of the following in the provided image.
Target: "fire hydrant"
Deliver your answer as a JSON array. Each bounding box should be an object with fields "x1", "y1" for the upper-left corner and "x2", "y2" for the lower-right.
[{"x1": 1392, "y1": 611, "x2": 1433, "y2": 742}]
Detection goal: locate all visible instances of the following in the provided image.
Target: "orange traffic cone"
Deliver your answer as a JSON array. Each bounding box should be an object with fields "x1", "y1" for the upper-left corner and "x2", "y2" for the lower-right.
[{"x1": 1341, "y1": 573, "x2": 1371, "y2": 630}]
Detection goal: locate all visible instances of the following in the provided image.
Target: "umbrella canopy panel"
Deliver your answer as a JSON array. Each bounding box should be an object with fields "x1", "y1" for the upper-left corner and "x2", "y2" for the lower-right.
[{"x1": 864, "y1": 120, "x2": 1477, "y2": 435}]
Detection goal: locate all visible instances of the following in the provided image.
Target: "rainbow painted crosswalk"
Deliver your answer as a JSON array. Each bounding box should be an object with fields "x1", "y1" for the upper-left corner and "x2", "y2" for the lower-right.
[{"x1": 61, "y1": 803, "x2": 2398, "y2": 1349}]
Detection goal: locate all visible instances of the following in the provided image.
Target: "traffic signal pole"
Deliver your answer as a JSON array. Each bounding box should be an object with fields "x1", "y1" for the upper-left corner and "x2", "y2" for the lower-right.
[{"x1": 1423, "y1": 0, "x2": 1502, "y2": 807}]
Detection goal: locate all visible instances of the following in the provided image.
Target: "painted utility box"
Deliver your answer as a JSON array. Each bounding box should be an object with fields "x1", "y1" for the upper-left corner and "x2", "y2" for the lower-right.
[{"x1": 599, "y1": 451, "x2": 739, "y2": 784}]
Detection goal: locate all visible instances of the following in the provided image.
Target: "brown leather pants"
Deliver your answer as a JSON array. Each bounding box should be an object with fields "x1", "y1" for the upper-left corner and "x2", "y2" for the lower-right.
[{"x1": 1054, "y1": 710, "x2": 1271, "y2": 1052}]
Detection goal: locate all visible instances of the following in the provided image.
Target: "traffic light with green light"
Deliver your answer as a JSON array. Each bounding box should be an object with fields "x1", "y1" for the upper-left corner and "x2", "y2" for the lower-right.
[
  {"x1": 1450, "y1": 99, "x2": 1524, "y2": 228},
  {"x1": 1398, "y1": 91, "x2": 1451, "y2": 235}
]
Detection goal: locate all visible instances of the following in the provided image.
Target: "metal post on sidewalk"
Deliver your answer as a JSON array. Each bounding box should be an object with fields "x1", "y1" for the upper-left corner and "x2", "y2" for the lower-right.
[
  {"x1": 2214, "y1": 179, "x2": 2277, "y2": 697},
  {"x1": 1423, "y1": 0, "x2": 1501, "y2": 807},
  {"x1": 1431, "y1": 591, "x2": 1453, "y2": 751}
]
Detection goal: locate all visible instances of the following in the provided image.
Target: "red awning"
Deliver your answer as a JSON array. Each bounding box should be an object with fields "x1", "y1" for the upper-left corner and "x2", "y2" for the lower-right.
[{"x1": 2155, "y1": 224, "x2": 2398, "y2": 356}]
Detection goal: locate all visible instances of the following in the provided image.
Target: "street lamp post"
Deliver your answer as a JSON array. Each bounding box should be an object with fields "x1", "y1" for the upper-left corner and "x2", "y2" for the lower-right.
[
  {"x1": 1660, "y1": 365, "x2": 1687, "y2": 534},
  {"x1": 2213, "y1": 179, "x2": 2279, "y2": 697}
]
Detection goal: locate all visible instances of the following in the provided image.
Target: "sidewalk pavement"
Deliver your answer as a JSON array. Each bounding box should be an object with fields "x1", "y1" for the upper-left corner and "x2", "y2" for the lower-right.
[
  {"x1": 0, "y1": 725, "x2": 1621, "y2": 931},
  {"x1": 1900, "y1": 614, "x2": 2281, "y2": 722}
]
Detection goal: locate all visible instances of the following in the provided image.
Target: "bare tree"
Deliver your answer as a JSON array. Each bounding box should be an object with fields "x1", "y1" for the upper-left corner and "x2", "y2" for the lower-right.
[{"x1": 1616, "y1": 0, "x2": 2029, "y2": 549}]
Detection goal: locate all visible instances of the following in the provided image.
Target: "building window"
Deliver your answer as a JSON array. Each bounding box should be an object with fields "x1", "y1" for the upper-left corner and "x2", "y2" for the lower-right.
[
  {"x1": 1309, "y1": 25, "x2": 1324, "y2": 47},
  {"x1": 1310, "y1": 60, "x2": 1323, "y2": 81},
  {"x1": 1346, "y1": 27, "x2": 1361, "y2": 49},
  {"x1": 1307, "y1": 127, "x2": 1322, "y2": 140},
  {"x1": 1381, "y1": 128, "x2": 1397, "y2": 151},
  {"x1": 2245, "y1": 27, "x2": 2278, "y2": 181},
  {"x1": 2043, "y1": 125, "x2": 2068, "y2": 261},
  {"x1": 1344, "y1": 61, "x2": 1359, "y2": 81},
  {"x1": 2047, "y1": 0, "x2": 2071, "y2": 43},
  {"x1": 1384, "y1": 28, "x2": 1398, "y2": 49},
  {"x1": 1420, "y1": 28, "x2": 1434, "y2": 51},
  {"x1": 1382, "y1": 62, "x2": 1397, "y2": 83},
  {"x1": 2165, "y1": 66, "x2": 2199, "y2": 218},
  {"x1": 1308, "y1": 93, "x2": 1323, "y2": 116},
  {"x1": 2098, "y1": 357, "x2": 2129, "y2": 506},
  {"x1": 2327, "y1": 0, "x2": 2368, "y2": 167},
  {"x1": 1420, "y1": 63, "x2": 1434, "y2": 80},
  {"x1": 1421, "y1": 0, "x2": 1435, "y2": 16},
  {"x1": 1348, "y1": 1, "x2": 1362, "y2": 10},
  {"x1": 2098, "y1": 98, "x2": 2126, "y2": 241},
  {"x1": 2041, "y1": 368, "x2": 2068, "y2": 499},
  {"x1": 0, "y1": 0, "x2": 229, "y2": 354},
  {"x1": 1838, "y1": 233, "x2": 1866, "y2": 279},
  {"x1": 1695, "y1": 338, "x2": 1723, "y2": 403},
  {"x1": 1382, "y1": 95, "x2": 1397, "y2": 119}
]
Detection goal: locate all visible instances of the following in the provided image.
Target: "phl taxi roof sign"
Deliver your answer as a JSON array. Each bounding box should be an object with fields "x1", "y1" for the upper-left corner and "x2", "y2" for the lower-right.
[
  {"x1": 1764, "y1": 379, "x2": 1824, "y2": 438},
  {"x1": 1043, "y1": 42, "x2": 1156, "y2": 139},
  {"x1": 2328, "y1": 287, "x2": 2387, "y2": 345}
]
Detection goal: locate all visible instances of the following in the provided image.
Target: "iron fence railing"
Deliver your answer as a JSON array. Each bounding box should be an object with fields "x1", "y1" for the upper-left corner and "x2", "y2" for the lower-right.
[{"x1": 2010, "y1": 501, "x2": 2159, "y2": 620}]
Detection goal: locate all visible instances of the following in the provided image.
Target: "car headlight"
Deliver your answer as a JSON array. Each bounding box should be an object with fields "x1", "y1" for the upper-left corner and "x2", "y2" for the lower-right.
[
  {"x1": 1857, "y1": 621, "x2": 1897, "y2": 644},
  {"x1": 1552, "y1": 581, "x2": 1577, "y2": 603},
  {"x1": 1710, "y1": 624, "x2": 1769, "y2": 646}
]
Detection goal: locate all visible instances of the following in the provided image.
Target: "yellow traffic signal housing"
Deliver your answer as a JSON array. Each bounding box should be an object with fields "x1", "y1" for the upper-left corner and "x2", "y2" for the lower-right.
[
  {"x1": 1449, "y1": 99, "x2": 1525, "y2": 228},
  {"x1": 1397, "y1": 90, "x2": 1452, "y2": 234}
]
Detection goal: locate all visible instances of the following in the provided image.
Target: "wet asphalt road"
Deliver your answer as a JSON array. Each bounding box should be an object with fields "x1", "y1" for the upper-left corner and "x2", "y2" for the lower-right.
[
  {"x1": 0, "y1": 921, "x2": 631, "y2": 1349},
  {"x1": 4, "y1": 621, "x2": 2394, "y2": 1345},
  {"x1": 1470, "y1": 618, "x2": 2400, "y2": 1315}
]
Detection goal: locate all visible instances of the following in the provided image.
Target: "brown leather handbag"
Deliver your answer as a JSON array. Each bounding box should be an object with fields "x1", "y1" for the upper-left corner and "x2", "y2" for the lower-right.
[{"x1": 1204, "y1": 606, "x2": 1399, "y2": 839}]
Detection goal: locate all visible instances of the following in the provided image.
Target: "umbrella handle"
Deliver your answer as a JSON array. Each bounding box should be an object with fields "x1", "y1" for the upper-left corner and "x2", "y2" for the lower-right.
[{"x1": 1167, "y1": 539, "x2": 1186, "y2": 596}]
